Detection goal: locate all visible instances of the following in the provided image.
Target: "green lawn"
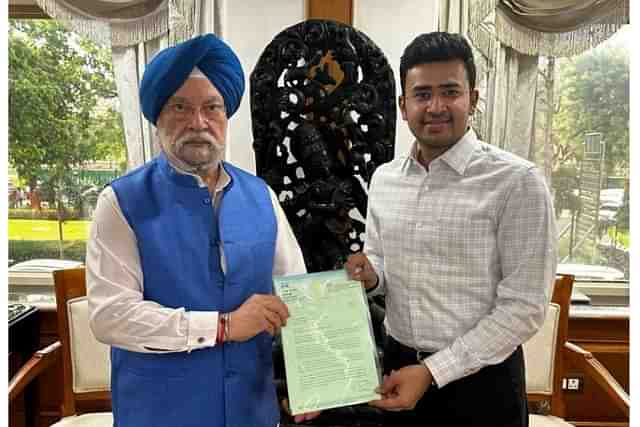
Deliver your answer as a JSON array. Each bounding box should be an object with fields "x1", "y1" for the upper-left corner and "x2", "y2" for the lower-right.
[{"x1": 8, "y1": 219, "x2": 91, "y2": 241}]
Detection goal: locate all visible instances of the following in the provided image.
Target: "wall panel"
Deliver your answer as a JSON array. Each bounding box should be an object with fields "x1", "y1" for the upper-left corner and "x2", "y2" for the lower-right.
[
  {"x1": 353, "y1": 0, "x2": 439, "y2": 158},
  {"x1": 223, "y1": 0, "x2": 306, "y2": 173}
]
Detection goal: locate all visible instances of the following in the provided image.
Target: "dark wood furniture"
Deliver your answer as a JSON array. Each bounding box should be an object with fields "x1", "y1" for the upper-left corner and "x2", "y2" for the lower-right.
[
  {"x1": 52, "y1": 268, "x2": 111, "y2": 417},
  {"x1": 9, "y1": 303, "x2": 42, "y2": 427},
  {"x1": 8, "y1": 268, "x2": 112, "y2": 427},
  {"x1": 566, "y1": 305, "x2": 630, "y2": 427},
  {"x1": 9, "y1": 272, "x2": 631, "y2": 427},
  {"x1": 526, "y1": 275, "x2": 629, "y2": 426}
]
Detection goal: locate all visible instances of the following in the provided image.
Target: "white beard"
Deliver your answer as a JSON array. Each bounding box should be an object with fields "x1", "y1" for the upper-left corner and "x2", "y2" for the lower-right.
[{"x1": 158, "y1": 129, "x2": 224, "y2": 175}]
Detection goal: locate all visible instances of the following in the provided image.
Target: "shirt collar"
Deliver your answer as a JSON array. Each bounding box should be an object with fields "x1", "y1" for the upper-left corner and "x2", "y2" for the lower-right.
[
  {"x1": 407, "y1": 128, "x2": 478, "y2": 176},
  {"x1": 166, "y1": 155, "x2": 230, "y2": 193}
]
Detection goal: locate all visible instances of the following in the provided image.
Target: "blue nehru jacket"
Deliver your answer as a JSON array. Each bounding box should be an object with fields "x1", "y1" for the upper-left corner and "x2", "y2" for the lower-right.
[{"x1": 110, "y1": 154, "x2": 279, "y2": 427}]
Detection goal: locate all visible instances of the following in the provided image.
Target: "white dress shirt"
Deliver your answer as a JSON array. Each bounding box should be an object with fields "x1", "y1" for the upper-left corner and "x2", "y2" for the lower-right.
[
  {"x1": 87, "y1": 162, "x2": 306, "y2": 354},
  {"x1": 365, "y1": 129, "x2": 557, "y2": 388}
]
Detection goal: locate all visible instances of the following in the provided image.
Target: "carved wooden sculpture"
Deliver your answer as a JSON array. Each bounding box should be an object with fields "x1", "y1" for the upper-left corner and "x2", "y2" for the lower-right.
[{"x1": 251, "y1": 19, "x2": 395, "y2": 272}]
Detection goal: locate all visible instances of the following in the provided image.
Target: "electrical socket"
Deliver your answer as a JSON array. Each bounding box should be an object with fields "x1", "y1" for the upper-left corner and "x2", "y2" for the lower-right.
[{"x1": 563, "y1": 376, "x2": 583, "y2": 392}]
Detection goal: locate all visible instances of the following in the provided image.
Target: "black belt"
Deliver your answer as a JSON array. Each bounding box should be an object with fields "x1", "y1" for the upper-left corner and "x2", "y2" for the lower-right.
[{"x1": 387, "y1": 335, "x2": 435, "y2": 362}]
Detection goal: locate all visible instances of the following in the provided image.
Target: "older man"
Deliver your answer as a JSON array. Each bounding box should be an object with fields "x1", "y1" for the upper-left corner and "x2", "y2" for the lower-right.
[{"x1": 87, "y1": 34, "x2": 312, "y2": 427}]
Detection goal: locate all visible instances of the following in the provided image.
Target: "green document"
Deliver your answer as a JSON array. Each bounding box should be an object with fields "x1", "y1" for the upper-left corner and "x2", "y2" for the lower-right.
[{"x1": 274, "y1": 269, "x2": 381, "y2": 415}]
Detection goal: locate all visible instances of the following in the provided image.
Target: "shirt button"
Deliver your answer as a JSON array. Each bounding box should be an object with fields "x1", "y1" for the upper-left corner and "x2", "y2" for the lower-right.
[
  {"x1": 197, "y1": 337, "x2": 205, "y2": 344},
  {"x1": 203, "y1": 197, "x2": 211, "y2": 204}
]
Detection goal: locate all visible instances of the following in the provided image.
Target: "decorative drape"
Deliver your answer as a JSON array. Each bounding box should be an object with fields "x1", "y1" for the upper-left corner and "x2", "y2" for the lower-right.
[
  {"x1": 438, "y1": 0, "x2": 468, "y2": 34},
  {"x1": 471, "y1": 0, "x2": 629, "y2": 57},
  {"x1": 486, "y1": 48, "x2": 538, "y2": 157},
  {"x1": 33, "y1": 0, "x2": 168, "y2": 48},
  {"x1": 33, "y1": 0, "x2": 212, "y2": 169},
  {"x1": 438, "y1": 0, "x2": 490, "y2": 140}
]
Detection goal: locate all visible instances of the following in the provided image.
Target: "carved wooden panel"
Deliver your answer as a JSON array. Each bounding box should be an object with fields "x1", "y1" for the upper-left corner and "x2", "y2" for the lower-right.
[{"x1": 251, "y1": 19, "x2": 395, "y2": 272}]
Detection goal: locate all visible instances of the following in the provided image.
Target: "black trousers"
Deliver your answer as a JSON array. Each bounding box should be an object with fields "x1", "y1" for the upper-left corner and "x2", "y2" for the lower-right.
[{"x1": 383, "y1": 335, "x2": 528, "y2": 427}]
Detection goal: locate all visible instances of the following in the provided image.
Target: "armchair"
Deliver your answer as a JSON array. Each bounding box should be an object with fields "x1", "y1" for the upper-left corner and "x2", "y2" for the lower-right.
[{"x1": 8, "y1": 268, "x2": 113, "y2": 426}]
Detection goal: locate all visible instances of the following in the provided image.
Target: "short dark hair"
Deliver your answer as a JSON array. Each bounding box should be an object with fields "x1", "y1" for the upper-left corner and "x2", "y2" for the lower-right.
[{"x1": 400, "y1": 32, "x2": 476, "y2": 94}]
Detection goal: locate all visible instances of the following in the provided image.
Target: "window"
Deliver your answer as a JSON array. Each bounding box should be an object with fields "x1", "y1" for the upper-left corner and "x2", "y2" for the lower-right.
[
  {"x1": 536, "y1": 25, "x2": 630, "y2": 300},
  {"x1": 8, "y1": 19, "x2": 126, "y2": 271}
]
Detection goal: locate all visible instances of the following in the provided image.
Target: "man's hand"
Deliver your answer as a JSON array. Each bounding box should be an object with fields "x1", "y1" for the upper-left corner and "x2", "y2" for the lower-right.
[
  {"x1": 227, "y1": 294, "x2": 289, "y2": 342},
  {"x1": 281, "y1": 398, "x2": 321, "y2": 424},
  {"x1": 369, "y1": 364, "x2": 432, "y2": 411},
  {"x1": 345, "y1": 253, "x2": 378, "y2": 290}
]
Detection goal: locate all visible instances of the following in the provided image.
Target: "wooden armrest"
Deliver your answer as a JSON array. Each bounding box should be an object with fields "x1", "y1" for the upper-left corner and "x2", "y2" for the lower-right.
[
  {"x1": 564, "y1": 341, "x2": 630, "y2": 417},
  {"x1": 9, "y1": 341, "x2": 62, "y2": 403}
]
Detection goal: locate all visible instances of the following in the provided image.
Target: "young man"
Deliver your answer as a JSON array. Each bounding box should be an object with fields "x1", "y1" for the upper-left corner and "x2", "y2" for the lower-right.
[
  {"x1": 87, "y1": 34, "x2": 316, "y2": 426},
  {"x1": 347, "y1": 32, "x2": 557, "y2": 426}
]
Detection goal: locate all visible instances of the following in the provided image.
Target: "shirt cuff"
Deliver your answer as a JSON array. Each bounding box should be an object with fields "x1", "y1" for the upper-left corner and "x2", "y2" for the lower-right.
[
  {"x1": 185, "y1": 311, "x2": 219, "y2": 351},
  {"x1": 420, "y1": 360, "x2": 439, "y2": 388},
  {"x1": 423, "y1": 346, "x2": 480, "y2": 388},
  {"x1": 365, "y1": 276, "x2": 379, "y2": 293},
  {"x1": 366, "y1": 267, "x2": 385, "y2": 297}
]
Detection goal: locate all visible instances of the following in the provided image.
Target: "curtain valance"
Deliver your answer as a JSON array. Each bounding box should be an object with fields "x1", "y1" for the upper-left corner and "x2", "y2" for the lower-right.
[
  {"x1": 33, "y1": 0, "x2": 197, "y2": 47},
  {"x1": 470, "y1": 0, "x2": 629, "y2": 56}
]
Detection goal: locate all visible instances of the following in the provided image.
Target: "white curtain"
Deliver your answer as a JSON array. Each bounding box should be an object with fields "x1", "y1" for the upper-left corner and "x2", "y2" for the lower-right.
[
  {"x1": 485, "y1": 47, "x2": 538, "y2": 157},
  {"x1": 438, "y1": 0, "x2": 468, "y2": 33},
  {"x1": 439, "y1": 0, "x2": 492, "y2": 143},
  {"x1": 34, "y1": 0, "x2": 216, "y2": 169}
]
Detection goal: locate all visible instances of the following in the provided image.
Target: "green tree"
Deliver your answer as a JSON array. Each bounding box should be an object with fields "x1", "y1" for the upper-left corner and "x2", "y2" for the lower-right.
[
  {"x1": 91, "y1": 106, "x2": 128, "y2": 173},
  {"x1": 530, "y1": 36, "x2": 629, "y2": 263},
  {"x1": 9, "y1": 20, "x2": 125, "y2": 257},
  {"x1": 553, "y1": 47, "x2": 629, "y2": 176}
]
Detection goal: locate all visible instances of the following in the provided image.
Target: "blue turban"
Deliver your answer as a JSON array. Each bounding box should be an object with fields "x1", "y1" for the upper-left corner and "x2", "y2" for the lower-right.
[{"x1": 139, "y1": 34, "x2": 245, "y2": 125}]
